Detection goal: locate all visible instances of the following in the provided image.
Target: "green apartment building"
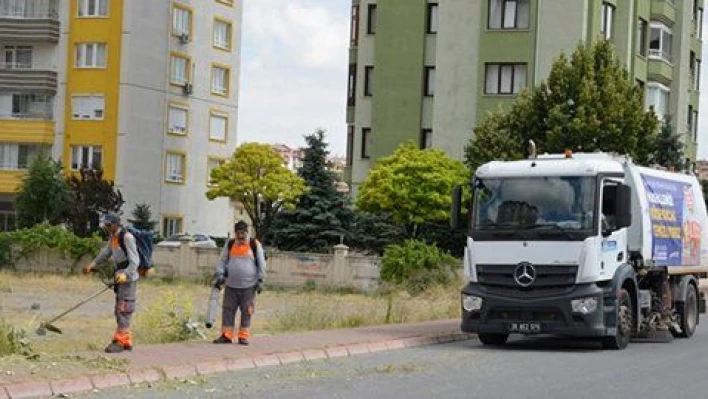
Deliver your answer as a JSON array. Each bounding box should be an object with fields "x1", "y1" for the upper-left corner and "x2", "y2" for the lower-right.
[{"x1": 344, "y1": 0, "x2": 704, "y2": 195}]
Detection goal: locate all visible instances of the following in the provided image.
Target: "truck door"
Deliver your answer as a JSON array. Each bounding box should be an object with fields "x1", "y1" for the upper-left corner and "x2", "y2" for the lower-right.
[{"x1": 599, "y1": 180, "x2": 628, "y2": 276}]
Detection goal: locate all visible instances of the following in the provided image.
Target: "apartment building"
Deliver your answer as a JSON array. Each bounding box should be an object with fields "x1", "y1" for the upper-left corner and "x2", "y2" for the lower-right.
[
  {"x1": 345, "y1": 0, "x2": 703, "y2": 195},
  {"x1": 0, "y1": 0, "x2": 243, "y2": 236}
]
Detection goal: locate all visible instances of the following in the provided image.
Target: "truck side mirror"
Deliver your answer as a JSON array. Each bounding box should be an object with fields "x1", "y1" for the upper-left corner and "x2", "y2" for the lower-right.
[
  {"x1": 451, "y1": 185, "x2": 462, "y2": 229},
  {"x1": 615, "y1": 184, "x2": 632, "y2": 229}
]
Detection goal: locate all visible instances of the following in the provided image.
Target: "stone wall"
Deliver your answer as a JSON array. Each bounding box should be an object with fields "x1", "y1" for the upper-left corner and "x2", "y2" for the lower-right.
[{"x1": 11, "y1": 243, "x2": 383, "y2": 291}]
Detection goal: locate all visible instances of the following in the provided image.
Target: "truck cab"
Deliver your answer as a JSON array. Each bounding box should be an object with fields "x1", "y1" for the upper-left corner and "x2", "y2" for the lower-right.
[{"x1": 454, "y1": 151, "x2": 707, "y2": 349}]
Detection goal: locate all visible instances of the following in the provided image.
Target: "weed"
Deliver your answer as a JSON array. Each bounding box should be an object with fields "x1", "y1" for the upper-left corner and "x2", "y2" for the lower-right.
[
  {"x1": 133, "y1": 290, "x2": 205, "y2": 344},
  {"x1": 0, "y1": 320, "x2": 37, "y2": 359}
]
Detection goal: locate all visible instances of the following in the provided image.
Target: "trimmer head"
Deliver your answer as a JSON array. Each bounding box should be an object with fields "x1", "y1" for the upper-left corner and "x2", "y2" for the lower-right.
[{"x1": 36, "y1": 322, "x2": 62, "y2": 336}]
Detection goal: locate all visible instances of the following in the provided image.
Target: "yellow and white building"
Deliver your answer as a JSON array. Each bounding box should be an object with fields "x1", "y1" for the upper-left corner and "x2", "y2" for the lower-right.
[{"x1": 0, "y1": 0, "x2": 242, "y2": 236}]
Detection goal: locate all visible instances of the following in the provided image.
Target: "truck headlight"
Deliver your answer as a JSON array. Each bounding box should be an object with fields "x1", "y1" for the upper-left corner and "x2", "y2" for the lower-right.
[
  {"x1": 571, "y1": 297, "x2": 598, "y2": 315},
  {"x1": 462, "y1": 295, "x2": 483, "y2": 312}
]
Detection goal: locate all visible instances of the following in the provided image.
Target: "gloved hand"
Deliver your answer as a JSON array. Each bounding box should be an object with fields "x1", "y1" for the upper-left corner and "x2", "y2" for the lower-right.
[
  {"x1": 115, "y1": 272, "x2": 128, "y2": 285},
  {"x1": 83, "y1": 263, "x2": 96, "y2": 274},
  {"x1": 212, "y1": 274, "x2": 226, "y2": 289},
  {"x1": 255, "y1": 279, "x2": 263, "y2": 294}
]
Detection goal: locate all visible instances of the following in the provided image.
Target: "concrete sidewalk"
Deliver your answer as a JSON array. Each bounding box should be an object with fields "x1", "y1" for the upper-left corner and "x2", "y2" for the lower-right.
[{"x1": 1, "y1": 320, "x2": 470, "y2": 399}]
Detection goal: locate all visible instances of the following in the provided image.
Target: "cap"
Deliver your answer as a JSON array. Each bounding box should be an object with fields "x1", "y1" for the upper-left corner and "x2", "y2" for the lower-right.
[
  {"x1": 234, "y1": 220, "x2": 248, "y2": 232},
  {"x1": 101, "y1": 212, "x2": 121, "y2": 225}
]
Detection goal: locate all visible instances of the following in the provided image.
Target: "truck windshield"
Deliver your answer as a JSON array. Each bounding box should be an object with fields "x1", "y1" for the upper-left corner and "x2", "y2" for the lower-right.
[{"x1": 472, "y1": 176, "x2": 597, "y2": 241}]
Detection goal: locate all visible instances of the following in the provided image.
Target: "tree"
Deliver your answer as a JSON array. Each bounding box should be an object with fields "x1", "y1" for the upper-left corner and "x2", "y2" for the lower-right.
[
  {"x1": 128, "y1": 203, "x2": 158, "y2": 232},
  {"x1": 206, "y1": 142, "x2": 307, "y2": 242},
  {"x1": 347, "y1": 211, "x2": 407, "y2": 255},
  {"x1": 268, "y1": 129, "x2": 354, "y2": 252},
  {"x1": 653, "y1": 118, "x2": 684, "y2": 170},
  {"x1": 64, "y1": 168, "x2": 124, "y2": 237},
  {"x1": 15, "y1": 152, "x2": 70, "y2": 228},
  {"x1": 465, "y1": 41, "x2": 659, "y2": 171},
  {"x1": 356, "y1": 142, "x2": 470, "y2": 237}
]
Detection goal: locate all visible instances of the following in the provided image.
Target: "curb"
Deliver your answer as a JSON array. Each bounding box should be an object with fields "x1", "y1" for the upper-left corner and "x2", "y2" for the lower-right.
[{"x1": 1, "y1": 332, "x2": 473, "y2": 398}]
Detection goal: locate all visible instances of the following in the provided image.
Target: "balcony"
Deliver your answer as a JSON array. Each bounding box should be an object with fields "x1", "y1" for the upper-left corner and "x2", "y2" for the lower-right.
[
  {"x1": 0, "y1": 63, "x2": 57, "y2": 94},
  {"x1": 651, "y1": 0, "x2": 676, "y2": 24},
  {"x1": 0, "y1": 6, "x2": 59, "y2": 43}
]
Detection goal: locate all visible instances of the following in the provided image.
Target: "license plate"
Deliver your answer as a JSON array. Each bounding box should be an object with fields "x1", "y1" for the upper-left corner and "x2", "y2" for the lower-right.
[{"x1": 509, "y1": 322, "x2": 541, "y2": 334}]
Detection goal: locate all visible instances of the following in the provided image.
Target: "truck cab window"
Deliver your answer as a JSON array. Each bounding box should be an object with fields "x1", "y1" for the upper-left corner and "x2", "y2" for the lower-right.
[{"x1": 602, "y1": 183, "x2": 619, "y2": 232}]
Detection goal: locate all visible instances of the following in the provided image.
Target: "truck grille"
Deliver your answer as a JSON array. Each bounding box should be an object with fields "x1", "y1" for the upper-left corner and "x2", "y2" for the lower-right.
[{"x1": 476, "y1": 264, "x2": 578, "y2": 298}]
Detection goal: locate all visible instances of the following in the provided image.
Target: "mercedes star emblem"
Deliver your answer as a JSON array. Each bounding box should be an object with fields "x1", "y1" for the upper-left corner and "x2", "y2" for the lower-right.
[{"x1": 513, "y1": 262, "x2": 536, "y2": 287}]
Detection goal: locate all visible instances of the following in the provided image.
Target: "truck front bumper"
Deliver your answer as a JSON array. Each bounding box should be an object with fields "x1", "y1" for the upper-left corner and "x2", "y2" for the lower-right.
[{"x1": 461, "y1": 282, "x2": 613, "y2": 338}]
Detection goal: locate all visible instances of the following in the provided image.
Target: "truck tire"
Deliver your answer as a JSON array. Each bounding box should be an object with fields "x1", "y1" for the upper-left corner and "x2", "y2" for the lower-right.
[
  {"x1": 478, "y1": 333, "x2": 509, "y2": 346},
  {"x1": 602, "y1": 288, "x2": 632, "y2": 350},
  {"x1": 673, "y1": 283, "x2": 698, "y2": 338}
]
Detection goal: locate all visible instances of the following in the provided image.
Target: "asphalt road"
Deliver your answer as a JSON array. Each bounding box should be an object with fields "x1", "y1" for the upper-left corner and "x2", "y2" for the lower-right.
[{"x1": 79, "y1": 321, "x2": 708, "y2": 399}]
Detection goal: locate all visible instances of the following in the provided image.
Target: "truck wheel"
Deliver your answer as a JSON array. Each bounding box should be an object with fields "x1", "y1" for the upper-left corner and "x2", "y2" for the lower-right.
[
  {"x1": 478, "y1": 333, "x2": 509, "y2": 346},
  {"x1": 674, "y1": 284, "x2": 698, "y2": 338},
  {"x1": 602, "y1": 288, "x2": 632, "y2": 350}
]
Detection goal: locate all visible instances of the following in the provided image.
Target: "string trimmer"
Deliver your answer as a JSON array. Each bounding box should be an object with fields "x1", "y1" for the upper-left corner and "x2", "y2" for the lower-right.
[{"x1": 36, "y1": 282, "x2": 114, "y2": 336}]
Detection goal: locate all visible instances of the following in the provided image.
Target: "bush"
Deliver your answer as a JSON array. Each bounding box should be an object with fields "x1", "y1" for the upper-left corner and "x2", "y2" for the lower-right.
[
  {"x1": 0, "y1": 223, "x2": 102, "y2": 270},
  {"x1": 380, "y1": 240, "x2": 460, "y2": 295},
  {"x1": 133, "y1": 290, "x2": 205, "y2": 344}
]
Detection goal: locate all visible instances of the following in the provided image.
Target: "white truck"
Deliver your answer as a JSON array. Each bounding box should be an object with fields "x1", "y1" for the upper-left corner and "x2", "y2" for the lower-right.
[{"x1": 451, "y1": 150, "x2": 708, "y2": 349}]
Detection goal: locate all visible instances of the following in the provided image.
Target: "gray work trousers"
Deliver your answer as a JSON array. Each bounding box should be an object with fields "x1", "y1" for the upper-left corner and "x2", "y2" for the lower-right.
[
  {"x1": 115, "y1": 281, "x2": 137, "y2": 330},
  {"x1": 222, "y1": 286, "x2": 256, "y2": 329}
]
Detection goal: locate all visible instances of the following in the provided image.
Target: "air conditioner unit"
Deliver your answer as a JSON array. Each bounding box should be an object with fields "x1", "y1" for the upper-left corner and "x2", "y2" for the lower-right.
[
  {"x1": 178, "y1": 32, "x2": 190, "y2": 44},
  {"x1": 182, "y1": 83, "x2": 193, "y2": 95}
]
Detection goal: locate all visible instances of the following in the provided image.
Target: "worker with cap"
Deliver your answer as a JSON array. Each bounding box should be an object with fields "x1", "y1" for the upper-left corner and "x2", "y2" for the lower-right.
[
  {"x1": 212, "y1": 220, "x2": 266, "y2": 345},
  {"x1": 84, "y1": 211, "x2": 140, "y2": 353}
]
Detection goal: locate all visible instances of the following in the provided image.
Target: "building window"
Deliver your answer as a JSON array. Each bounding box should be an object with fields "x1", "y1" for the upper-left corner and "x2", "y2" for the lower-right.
[
  {"x1": 367, "y1": 4, "x2": 376, "y2": 34},
  {"x1": 364, "y1": 66, "x2": 374, "y2": 96},
  {"x1": 600, "y1": 2, "x2": 614, "y2": 40},
  {"x1": 649, "y1": 22, "x2": 672, "y2": 62},
  {"x1": 0, "y1": 143, "x2": 46, "y2": 170},
  {"x1": 172, "y1": 4, "x2": 192, "y2": 39},
  {"x1": 485, "y1": 63, "x2": 527, "y2": 95},
  {"x1": 168, "y1": 104, "x2": 188, "y2": 135},
  {"x1": 70, "y1": 145, "x2": 102, "y2": 171},
  {"x1": 11, "y1": 94, "x2": 52, "y2": 119},
  {"x1": 688, "y1": 105, "x2": 696, "y2": 141},
  {"x1": 162, "y1": 216, "x2": 182, "y2": 237},
  {"x1": 165, "y1": 152, "x2": 186, "y2": 183},
  {"x1": 78, "y1": 0, "x2": 108, "y2": 17},
  {"x1": 347, "y1": 63, "x2": 357, "y2": 106},
  {"x1": 350, "y1": 4, "x2": 359, "y2": 47},
  {"x1": 637, "y1": 18, "x2": 647, "y2": 56},
  {"x1": 346, "y1": 125, "x2": 354, "y2": 166},
  {"x1": 636, "y1": 79, "x2": 645, "y2": 95},
  {"x1": 699, "y1": 8, "x2": 704, "y2": 40},
  {"x1": 3, "y1": 46, "x2": 32, "y2": 68},
  {"x1": 71, "y1": 95, "x2": 105, "y2": 120},
  {"x1": 207, "y1": 157, "x2": 224, "y2": 185},
  {"x1": 696, "y1": 59, "x2": 701, "y2": 91},
  {"x1": 427, "y1": 3, "x2": 439, "y2": 34},
  {"x1": 488, "y1": 0, "x2": 530, "y2": 30},
  {"x1": 170, "y1": 54, "x2": 190, "y2": 85},
  {"x1": 211, "y1": 65, "x2": 230, "y2": 96},
  {"x1": 209, "y1": 112, "x2": 228, "y2": 142},
  {"x1": 424, "y1": 66, "x2": 435, "y2": 97},
  {"x1": 420, "y1": 129, "x2": 432, "y2": 149},
  {"x1": 361, "y1": 128, "x2": 371, "y2": 159},
  {"x1": 213, "y1": 18, "x2": 232, "y2": 50},
  {"x1": 75, "y1": 43, "x2": 106, "y2": 68},
  {"x1": 693, "y1": 110, "x2": 699, "y2": 141},
  {"x1": 645, "y1": 83, "x2": 670, "y2": 121}
]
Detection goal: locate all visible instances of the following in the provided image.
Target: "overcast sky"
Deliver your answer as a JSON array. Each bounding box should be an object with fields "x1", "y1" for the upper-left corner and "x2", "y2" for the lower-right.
[{"x1": 238, "y1": 1, "x2": 708, "y2": 160}]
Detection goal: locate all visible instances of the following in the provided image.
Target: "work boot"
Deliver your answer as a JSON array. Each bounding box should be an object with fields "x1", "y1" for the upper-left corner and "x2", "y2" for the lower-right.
[
  {"x1": 238, "y1": 338, "x2": 249, "y2": 346},
  {"x1": 104, "y1": 341, "x2": 125, "y2": 353},
  {"x1": 213, "y1": 335, "x2": 232, "y2": 344}
]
